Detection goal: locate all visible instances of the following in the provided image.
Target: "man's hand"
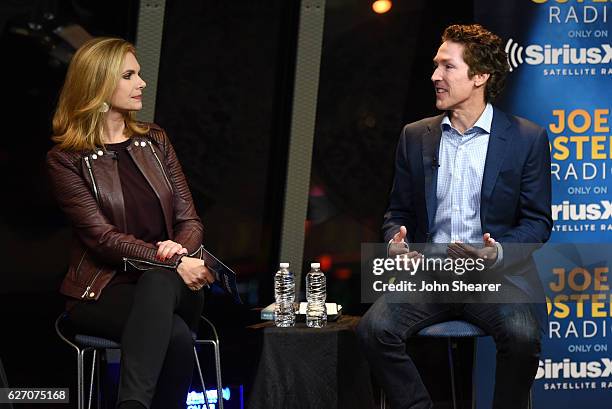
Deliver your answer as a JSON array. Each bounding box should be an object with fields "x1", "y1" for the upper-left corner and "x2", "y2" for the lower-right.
[
  {"x1": 156, "y1": 240, "x2": 188, "y2": 261},
  {"x1": 388, "y1": 226, "x2": 422, "y2": 271},
  {"x1": 447, "y1": 233, "x2": 498, "y2": 267},
  {"x1": 483, "y1": 232, "x2": 496, "y2": 249},
  {"x1": 389, "y1": 226, "x2": 410, "y2": 257},
  {"x1": 177, "y1": 256, "x2": 215, "y2": 291},
  {"x1": 392, "y1": 226, "x2": 408, "y2": 243}
]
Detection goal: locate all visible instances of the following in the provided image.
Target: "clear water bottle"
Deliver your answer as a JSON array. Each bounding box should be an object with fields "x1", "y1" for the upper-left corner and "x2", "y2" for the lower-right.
[
  {"x1": 274, "y1": 262, "x2": 295, "y2": 327},
  {"x1": 306, "y1": 262, "x2": 327, "y2": 328}
]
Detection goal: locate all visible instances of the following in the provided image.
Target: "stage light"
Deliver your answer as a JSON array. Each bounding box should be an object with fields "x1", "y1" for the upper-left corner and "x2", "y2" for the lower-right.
[
  {"x1": 319, "y1": 254, "x2": 333, "y2": 271},
  {"x1": 334, "y1": 268, "x2": 352, "y2": 280},
  {"x1": 372, "y1": 0, "x2": 392, "y2": 14}
]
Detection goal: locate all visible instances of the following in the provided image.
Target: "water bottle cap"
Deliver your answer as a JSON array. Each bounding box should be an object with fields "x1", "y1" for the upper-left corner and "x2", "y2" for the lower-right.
[
  {"x1": 310, "y1": 262, "x2": 321, "y2": 268},
  {"x1": 279, "y1": 262, "x2": 290, "y2": 268}
]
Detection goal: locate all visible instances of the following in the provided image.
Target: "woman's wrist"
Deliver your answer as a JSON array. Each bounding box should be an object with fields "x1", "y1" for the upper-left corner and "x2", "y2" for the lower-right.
[{"x1": 175, "y1": 253, "x2": 187, "y2": 268}]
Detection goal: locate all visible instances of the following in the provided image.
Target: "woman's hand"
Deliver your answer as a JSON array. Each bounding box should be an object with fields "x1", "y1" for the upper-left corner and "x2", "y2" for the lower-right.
[
  {"x1": 156, "y1": 240, "x2": 188, "y2": 261},
  {"x1": 177, "y1": 256, "x2": 215, "y2": 291}
]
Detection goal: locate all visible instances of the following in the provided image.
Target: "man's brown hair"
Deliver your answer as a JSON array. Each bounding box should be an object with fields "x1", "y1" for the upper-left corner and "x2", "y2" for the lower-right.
[{"x1": 442, "y1": 24, "x2": 509, "y2": 102}]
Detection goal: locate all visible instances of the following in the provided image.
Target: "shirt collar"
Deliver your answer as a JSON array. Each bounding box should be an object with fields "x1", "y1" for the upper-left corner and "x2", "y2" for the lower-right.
[{"x1": 441, "y1": 103, "x2": 493, "y2": 134}]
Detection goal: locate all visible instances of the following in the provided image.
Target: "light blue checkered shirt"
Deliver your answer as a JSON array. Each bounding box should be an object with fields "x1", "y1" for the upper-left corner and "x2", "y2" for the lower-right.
[{"x1": 431, "y1": 103, "x2": 493, "y2": 244}]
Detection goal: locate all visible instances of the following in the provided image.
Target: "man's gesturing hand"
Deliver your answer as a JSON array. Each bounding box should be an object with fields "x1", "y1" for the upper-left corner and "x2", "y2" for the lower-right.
[
  {"x1": 392, "y1": 226, "x2": 408, "y2": 243},
  {"x1": 388, "y1": 226, "x2": 422, "y2": 271},
  {"x1": 389, "y1": 226, "x2": 410, "y2": 257},
  {"x1": 447, "y1": 233, "x2": 498, "y2": 267}
]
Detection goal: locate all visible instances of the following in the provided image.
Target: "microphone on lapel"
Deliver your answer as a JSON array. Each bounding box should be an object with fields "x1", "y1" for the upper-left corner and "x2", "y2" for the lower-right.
[{"x1": 432, "y1": 156, "x2": 440, "y2": 169}]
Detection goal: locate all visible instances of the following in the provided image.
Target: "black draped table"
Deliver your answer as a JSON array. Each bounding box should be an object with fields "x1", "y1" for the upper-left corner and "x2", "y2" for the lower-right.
[{"x1": 246, "y1": 315, "x2": 375, "y2": 409}]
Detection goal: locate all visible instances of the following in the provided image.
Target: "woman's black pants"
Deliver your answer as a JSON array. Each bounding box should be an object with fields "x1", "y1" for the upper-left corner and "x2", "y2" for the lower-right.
[{"x1": 68, "y1": 268, "x2": 205, "y2": 409}]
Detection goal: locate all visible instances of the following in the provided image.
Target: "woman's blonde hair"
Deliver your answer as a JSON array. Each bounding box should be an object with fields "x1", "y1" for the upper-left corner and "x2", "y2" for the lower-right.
[{"x1": 52, "y1": 37, "x2": 148, "y2": 151}]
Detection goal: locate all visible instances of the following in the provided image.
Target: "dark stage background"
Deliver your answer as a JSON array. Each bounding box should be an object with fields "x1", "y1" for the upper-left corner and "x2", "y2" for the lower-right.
[{"x1": 0, "y1": 1, "x2": 475, "y2": 407}]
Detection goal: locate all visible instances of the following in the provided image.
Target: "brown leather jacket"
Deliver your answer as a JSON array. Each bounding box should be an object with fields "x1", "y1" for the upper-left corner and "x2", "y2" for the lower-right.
[{"x1": 46, "y1": 123, "x2": 204, "y2": 301}]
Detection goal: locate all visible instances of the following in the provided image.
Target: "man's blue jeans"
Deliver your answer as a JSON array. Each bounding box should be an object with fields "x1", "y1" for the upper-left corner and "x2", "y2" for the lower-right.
[{"x1": 356, "y1": 295, "x2": 542, "y2": 409}]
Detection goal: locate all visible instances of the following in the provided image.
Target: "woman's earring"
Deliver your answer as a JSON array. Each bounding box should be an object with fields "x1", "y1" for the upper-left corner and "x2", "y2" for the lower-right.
[{"x1": 99, "y1": 102, "x2": 110, "y2": 113}]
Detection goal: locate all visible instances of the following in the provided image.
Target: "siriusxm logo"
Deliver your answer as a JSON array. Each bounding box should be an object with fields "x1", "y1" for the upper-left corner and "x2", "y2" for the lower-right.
[
  {"x1": 536, "y1": 358, "x2": 612, "y2": 380},
  {"x1": 552, "y1": 200, "x2": 612, "y2": 221},
  {"x1": 505, "y1": 39, "x2": 612, "y2": 71}
]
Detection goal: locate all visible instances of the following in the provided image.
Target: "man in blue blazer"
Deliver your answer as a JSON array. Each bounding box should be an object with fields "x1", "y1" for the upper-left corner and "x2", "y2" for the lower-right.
[{"x1": 357, "y1": 24, "x2": 553, "y2": 409}]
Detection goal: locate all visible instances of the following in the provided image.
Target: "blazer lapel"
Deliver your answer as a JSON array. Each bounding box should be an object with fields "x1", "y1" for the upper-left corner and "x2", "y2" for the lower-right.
[
  {"x1": 480, "y1": 108, "x2": 512, "y2": 228},
  {"x1": 422, "y1": 115, "x2": 444, "y2": 233}
]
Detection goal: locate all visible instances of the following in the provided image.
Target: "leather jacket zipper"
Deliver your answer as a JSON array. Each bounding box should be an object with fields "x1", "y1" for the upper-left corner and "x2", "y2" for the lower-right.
[
  {"x1": 81, "y1": 268, "x2": 102, "y2": 298},
  {"x1": 84, "y1": 156, "x2": 100, "y2": 202},
  {"x1": 123, "y1": 256, "x2": 176, "y2": 272},
  {"x1": 189, "y1": 245, "x2": 204, "y2": 258},
  {"x1": 75, "y1": 249, "x2": 88, "y2": 276},
  {"x1": 147, "y1": 141, "x2": 173, "y2": 192},
  {"x1": 122, "y1": 245, "x2": 202, "y2": 272}
]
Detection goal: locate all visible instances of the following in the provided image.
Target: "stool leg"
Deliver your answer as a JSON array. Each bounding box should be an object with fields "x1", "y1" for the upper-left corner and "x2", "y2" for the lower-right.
[
  {"x1": 447, "y1": 338, "x2": 458, "y2": 409},
  {"x1": 212, "y1": 341, "x2": 224, "y2": 409},
  {"x1": 471, "y1": 339, "x2": 478, "y2": 409},
  {"x1": 528, "y1": 389, "x2": 533, "y2": 409},
  {"x1": 193, "y1": 346, "x2": 210, "y2": 409},
  {"x1": 88, "y1": 350, "x2": 96, "y2": 409},
  {"x1": 379, "y1": 389, "x2": 386, "y2": 409},
  {"x1": 78, "y1": 349, "x2": 86, "y2": 409},
  {"x1": 96, "y1": 352, "x2": 102, "y2": 409}
]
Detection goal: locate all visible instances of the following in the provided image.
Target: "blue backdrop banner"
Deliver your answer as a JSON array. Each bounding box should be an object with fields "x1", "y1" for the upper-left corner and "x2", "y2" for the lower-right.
[{"x1": 473, "y1": 1, "x2": 612, "y2": 407}]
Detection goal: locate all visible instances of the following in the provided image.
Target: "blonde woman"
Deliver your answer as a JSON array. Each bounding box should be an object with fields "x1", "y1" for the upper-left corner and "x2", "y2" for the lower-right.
[{"x1": 47, "y1": 37, "x2": 214, "y2": 409}]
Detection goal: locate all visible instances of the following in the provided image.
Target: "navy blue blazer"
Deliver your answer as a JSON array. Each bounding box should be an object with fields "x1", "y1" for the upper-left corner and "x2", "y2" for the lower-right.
[{"x1": 382, "y1": 106, "x2": 553, "y2": 300}]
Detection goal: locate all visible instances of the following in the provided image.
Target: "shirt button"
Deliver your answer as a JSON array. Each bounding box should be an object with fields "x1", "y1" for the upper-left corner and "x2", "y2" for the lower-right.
[
  {"x1": 134, "y1": 141, "x2": 139, "y2": 146},
  {"x1": 140, "y1": 141, "x2": 147, "y2": 147},
  {"x1": 91, "y1": 154, "x2": 98, "y2": 160},
  {"x1": 97, "y1": 150, "x2": 103, "y2": 156},
  {"x1": 89, "y1": 292, "x2": 95, "y2": 298}
]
